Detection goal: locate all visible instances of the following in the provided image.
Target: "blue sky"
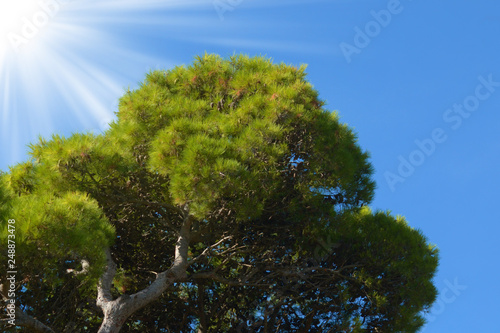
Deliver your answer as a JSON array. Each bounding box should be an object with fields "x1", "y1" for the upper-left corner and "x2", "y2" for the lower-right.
[{"x1": 1, "y1": 0, "x2": 499, "y2": 331}]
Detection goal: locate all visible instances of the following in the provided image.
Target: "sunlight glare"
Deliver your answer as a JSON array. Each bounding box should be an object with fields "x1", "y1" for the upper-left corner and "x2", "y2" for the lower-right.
[
  {"x1": 1, "y1": 0, "x2": 209, "y2": 170},
  {"x1": 0, "y1": 0, "x2": 40, "y2": 50}
]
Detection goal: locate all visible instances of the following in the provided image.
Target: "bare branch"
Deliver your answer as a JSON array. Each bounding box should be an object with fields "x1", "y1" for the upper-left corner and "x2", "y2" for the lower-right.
[
  {"x1": 190, "y1": 235, "x2": 233, "y2": 265},
  {"x1": 66, "y1": 259, "x2": 90, "y2": 276}
]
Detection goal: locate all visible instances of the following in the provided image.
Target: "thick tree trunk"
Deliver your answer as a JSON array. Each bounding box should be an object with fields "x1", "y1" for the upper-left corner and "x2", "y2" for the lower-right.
[
  {"x1": 96, "y1": 212, "x2": 192, "y2": 333},
  {"x1": 98, "y1": 304, "x2": 129, "y2": 333}
]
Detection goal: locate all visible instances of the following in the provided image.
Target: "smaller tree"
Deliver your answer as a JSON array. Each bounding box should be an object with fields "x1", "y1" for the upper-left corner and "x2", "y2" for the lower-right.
[{"x1": 0, "y1": 167, "x2": 114, "y2": 332}]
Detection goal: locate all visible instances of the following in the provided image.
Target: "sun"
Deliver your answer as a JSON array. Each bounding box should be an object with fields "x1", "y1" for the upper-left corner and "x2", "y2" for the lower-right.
[
  {"x1": 0, "y1": 0, "x2": 216, "y2": 172},
  {"x1": 0, "y1": 0, "x2": 43, "y2": 52}
]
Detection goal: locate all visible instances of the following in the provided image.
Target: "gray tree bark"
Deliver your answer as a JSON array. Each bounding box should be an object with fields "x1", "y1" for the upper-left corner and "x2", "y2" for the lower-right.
[{"x1": 96, "y1": 211, "x2": 193, "y2": 333}]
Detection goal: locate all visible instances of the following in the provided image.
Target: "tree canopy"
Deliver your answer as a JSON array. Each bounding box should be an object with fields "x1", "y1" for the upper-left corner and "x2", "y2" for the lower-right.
[{"x1": 0, "y1": 54, "x2": 438, "y2": 332}]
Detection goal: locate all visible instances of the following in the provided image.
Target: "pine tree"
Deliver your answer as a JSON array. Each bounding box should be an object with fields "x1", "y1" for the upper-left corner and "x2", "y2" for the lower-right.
[{"x1": 0, "y1": 54, "x2": 438, "y2": 332}]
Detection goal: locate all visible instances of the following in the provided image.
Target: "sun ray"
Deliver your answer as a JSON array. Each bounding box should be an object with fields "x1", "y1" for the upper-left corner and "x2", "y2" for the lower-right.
[
  {"x1": 1, "y1": 0, "x2": 314, "y2": 170},
  {"x1": 0, "y1": 0, "x2": 210, "y2": 170}
]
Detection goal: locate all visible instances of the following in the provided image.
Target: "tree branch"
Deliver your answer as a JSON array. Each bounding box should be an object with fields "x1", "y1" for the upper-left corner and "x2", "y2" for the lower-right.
[
  {"x1": 13, "y1": 306, "x2": 56, "y2": 333},
  {"x1": 66, "y1": 259, "x2": 90, "y2": 276},
  {"x1": 190, "y1": 235, "x2": 233, "y2": 265},
  {"x1": 96, "y1": 248, "x2": 117, "y2": 307},
  {"x1": 0, "y1": 283, "x2": 55, "y2": 333},
  {"x1": 96, "y1": 208, "x2": 194, "y2": 332}
]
